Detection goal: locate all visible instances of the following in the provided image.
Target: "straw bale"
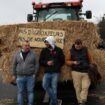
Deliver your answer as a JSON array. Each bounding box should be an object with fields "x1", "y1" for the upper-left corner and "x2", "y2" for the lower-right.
[
  {"x1": 92, "y1": 49, "x2": 105, "y2": 81},
  {"x1": 0, "y1": 21, "x2": 104, "y2": 83}
]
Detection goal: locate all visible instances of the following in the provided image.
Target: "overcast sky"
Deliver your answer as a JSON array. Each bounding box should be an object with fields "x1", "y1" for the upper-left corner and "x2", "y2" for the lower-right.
[{"x1": 0, "y1": 0, "x2": 105, "y2": 25}]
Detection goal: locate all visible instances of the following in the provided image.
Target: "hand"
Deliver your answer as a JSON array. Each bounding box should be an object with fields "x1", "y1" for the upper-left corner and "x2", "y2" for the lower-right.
[
  {"x1": 73, "y1": 61, "x2": 80, "y2": 65},
  {"x1": 47, "y1": 60, "x2": 54, "y2": 66},
  {"x1": 33, "y1": 75, "x2": 35, "y2": 78},
  {"x1": 0, "y1": 69, "x2": 2, "y2": 72},
  {"x1": 10, "y1": 75, "x2": 17, "y2": 86},
  {"x1": 11, "y1": 75, "x2": 16, "y2": 82}
]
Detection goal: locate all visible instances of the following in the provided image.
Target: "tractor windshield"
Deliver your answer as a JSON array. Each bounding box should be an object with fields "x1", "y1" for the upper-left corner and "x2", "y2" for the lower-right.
[{"x1": 37, "y1": 8, "x2": 79, "y2": 22}]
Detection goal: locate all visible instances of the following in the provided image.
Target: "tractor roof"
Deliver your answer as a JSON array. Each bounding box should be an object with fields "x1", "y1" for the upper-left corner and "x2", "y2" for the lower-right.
[{"x1": 32, "y1": 0, "x2": 83, "y2": 10}]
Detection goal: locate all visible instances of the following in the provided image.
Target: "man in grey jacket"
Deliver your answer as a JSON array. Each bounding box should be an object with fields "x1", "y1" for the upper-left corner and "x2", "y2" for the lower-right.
[{"x1": 11, "y1": 40, "x2": 39, "y2": 105}]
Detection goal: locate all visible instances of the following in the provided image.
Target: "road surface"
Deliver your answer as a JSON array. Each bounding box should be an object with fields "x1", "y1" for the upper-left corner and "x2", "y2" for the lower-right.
[{"x1": 0, "y1": 74, "x2": 105, "y2": 105}]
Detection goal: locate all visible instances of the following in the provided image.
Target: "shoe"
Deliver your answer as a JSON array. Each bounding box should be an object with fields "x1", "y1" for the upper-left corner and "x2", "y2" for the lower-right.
[
  {"x1": 78, "y1": 103, "x2": 86, "y2": 105},
  {"x1": 57, "y1": 99, "x2": 62, "y2": 105},
  {"x1": 43, "y1": 92, "x2": 49, "y2": 103}
]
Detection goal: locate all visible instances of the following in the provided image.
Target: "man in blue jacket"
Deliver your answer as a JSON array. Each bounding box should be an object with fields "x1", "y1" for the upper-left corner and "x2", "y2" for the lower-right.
[
  {"x1": 12, "y1": 40, "x2": 39, "y2": 105},
  {"x1": 39, "y1": 36, "x2": 65, "y2": 105}
]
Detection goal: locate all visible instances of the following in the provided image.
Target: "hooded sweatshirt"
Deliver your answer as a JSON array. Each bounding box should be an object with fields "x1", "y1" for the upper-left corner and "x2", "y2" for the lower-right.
[
  {"x1": 39, "y1": 36, "x2": 65, "y2": 73},
  {"x1": 44, "y1": 36, "x2": 56, "y2": 49}
]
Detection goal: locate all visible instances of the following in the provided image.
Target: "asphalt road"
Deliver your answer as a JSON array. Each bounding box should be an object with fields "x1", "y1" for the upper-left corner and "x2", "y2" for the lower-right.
[{"x1": 0, "y1": 75, "x2": 105, "y2": 105}]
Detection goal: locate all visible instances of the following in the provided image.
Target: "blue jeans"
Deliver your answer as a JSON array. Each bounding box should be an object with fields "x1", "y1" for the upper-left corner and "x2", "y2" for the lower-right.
[
  {"x1": 42, "y1": 73, "x2": 59, "y2": 105},
  {"x1": 16, "y1": 75, "x2": 35, "y2": 105}
]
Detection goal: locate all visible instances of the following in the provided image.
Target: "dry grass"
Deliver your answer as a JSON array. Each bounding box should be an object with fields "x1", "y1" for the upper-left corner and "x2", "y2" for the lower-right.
[{"x1": 0, "y1": 21, "x2": 104, "y2": 83}]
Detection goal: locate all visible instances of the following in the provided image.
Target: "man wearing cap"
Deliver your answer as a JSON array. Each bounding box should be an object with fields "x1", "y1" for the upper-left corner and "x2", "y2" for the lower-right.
[
  {"x1": 39, "y1": 36, "x2": 65, "y2": 105},
  {"x1": 66, "y1": 39, "x2": 94, "y2": 105}
]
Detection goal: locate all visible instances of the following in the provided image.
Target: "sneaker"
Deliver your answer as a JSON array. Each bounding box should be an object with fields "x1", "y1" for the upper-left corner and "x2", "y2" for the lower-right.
[
  {"x1": 43, "y1": 92, "x2": 49, "y2": 103},
  {"x1": 58, "y1": 99, "x2": 62, "y2": 105},
  {"x1": 78, "y1": 103, "x2": 86, "y2": 105}
]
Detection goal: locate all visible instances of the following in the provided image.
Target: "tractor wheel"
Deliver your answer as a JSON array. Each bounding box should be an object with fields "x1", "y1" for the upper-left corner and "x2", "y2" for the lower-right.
[
  {"x1": 86, "y1": 11, "x2": 92, "y2": 19},
  {"x1": 27, "y1": 14, "x2": 33, "y2": 22}
]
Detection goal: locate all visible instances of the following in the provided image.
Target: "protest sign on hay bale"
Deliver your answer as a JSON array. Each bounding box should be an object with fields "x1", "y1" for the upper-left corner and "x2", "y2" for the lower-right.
[{"x1": 0, "y1": 21, "x2": 104, "y2": 83}]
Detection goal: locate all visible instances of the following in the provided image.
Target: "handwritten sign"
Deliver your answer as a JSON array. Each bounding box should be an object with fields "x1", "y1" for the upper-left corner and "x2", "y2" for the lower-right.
[{"x1": 18, "y1": 28, "x2": 65, "y2": 49}]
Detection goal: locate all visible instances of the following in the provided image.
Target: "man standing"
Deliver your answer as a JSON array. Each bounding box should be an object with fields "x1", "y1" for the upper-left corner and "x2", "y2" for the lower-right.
[
  {"x1": 39, "y1": 36, "x2": 65, "y2": 105},
  {"x1": 12, "y1": 40, "x2": 39, "y2": 105},
  {"x1": 66, "y1": 39, "x2": 94, "y2": 105}
]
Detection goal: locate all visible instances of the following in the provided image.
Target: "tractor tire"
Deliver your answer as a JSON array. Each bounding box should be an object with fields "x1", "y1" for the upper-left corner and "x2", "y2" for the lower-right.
[{"x1": 27, "y1": 14, "x2": 33, "y2": 22}]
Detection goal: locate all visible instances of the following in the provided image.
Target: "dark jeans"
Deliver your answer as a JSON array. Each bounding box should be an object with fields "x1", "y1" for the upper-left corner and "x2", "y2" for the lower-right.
[{"x1": 42, "y1": 73, "x2": 59, "y2": 105}]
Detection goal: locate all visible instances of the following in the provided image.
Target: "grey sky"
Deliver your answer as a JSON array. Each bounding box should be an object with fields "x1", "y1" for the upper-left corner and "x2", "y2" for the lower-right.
[{"x1": 0, "y1": 0, "x2": 104, "y2": 25}]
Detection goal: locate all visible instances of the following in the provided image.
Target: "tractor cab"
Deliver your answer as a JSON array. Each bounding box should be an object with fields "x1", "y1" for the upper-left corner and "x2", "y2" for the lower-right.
[{"x1": 27, "y1": 0, "x2": 92, "y2": 22}]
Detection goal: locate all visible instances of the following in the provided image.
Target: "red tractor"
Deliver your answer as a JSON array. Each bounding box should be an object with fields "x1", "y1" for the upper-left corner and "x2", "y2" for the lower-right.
[{"x1": 27, "y1": 0, "x2": 92, "y2": 22}]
